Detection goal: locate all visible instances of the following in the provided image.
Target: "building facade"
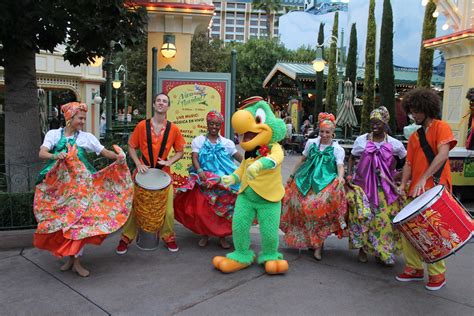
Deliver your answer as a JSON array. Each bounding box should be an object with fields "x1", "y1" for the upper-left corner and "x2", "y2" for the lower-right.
[{"x1": 211, "y1": 0, "x2": 304, "y2": 43}]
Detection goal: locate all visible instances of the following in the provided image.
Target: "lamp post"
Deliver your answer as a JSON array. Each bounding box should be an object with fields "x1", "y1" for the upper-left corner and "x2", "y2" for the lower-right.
[
  {"x1": 113, "y1": 64, "x2": 127, "y2": 121},
  {"x1": 104, "y1": 56, "x2": 114, "y2": 137},
  {"x1": 312, "y1": 33, "x2": 346, "y2": 112}
]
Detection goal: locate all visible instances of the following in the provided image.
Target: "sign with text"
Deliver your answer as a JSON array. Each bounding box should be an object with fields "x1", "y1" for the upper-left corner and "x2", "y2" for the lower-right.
[{"x1": 158, "y1": 72, "x2": 231, "y2": 186}]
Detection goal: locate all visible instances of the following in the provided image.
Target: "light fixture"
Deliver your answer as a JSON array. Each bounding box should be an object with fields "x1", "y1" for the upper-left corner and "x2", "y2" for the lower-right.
[
  {"x1": 312, "y1": 46, "x2": 325, "y2": 72},
  {"x1": 90, "y1": 56, "x2": 103, "y2": 67},
  {"x1": 432, "y1": 10, "x2": 439, "y2": 18},
  {"x1": 421, "y1": 0, "x2": 429, "y2": 6},
  {"x1": 442, "y1": 23, "x2": 449, "y2": 30},
  {"x1": 112, "y1": 72, "x2": 122, "y2": 89},
  {"x1": 161, "y1": 34, "x2": 177, "y2": 59}
]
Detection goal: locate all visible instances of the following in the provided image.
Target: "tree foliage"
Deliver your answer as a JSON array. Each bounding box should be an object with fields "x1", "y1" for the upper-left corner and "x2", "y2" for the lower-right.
[
  {"x1": 316, "y1": 23, "x2": 325, "y2": 115},
  {"x1": 379, "y1": 0, "x2": 396, "y2": 132},
  {"x1": 361, "y1": 0, "x2": 377, "y2": 133},
  {"x1": 325, "y1": 12, "x2": 339, "y2": 115},
  {"x1": 191, "y1": 26, "x2": 231, "y2": 73},
  {"x1": 345, "y1": 23, "x2": 358, "y2": 98},
  {"x1": 417, "y1": 0, "x2": 437, "y2": 88},
  {"x1": 252, "y1": 0, "x2": 282, "y2": 38},
  {"x1": 234, "y1": 38, "x2": 289, "y2": 100},
  {"x1": 0, "y1": 0, "x2": 147, "y2": 192}
]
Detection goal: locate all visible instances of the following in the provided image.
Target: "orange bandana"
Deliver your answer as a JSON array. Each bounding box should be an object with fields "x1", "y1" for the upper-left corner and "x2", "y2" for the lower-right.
[{"x1": 61, "y1": 102, "x2": 88, "y2": 122}]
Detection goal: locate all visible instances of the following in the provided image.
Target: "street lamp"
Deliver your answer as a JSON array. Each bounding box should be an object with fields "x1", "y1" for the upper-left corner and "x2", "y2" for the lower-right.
[
  {"x1": 161, "y1": 34, "x2": 177, "y2": 59},
  {"x1": 112, "y1": 64, "x2": 127, "y2": 121},
  {"x1": 312, "y1": 32, "x2": 346, "y2": 109}
]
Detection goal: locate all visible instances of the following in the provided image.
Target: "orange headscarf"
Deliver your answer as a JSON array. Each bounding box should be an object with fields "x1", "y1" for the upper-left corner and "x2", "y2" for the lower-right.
[
  {"x1": 61, "y1": 102, "x2": 88, "y2": 122},
  {"x1": 318, "y1": 112, "x2": 336, "y2": 129}
]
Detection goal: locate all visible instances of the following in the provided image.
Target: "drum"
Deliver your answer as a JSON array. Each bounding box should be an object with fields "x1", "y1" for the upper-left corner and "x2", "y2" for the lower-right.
[
  {"x1": 393, "y1": 185, "x2": 474, "y2": 263},
  {"x1": 134, "y1": 168, "x2": 171, "y2": 233}
]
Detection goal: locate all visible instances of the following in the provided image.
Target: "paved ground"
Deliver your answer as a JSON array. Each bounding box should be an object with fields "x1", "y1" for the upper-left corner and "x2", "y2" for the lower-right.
[{"x1": 1, "y1": 153, "x2": 473, "y2": 315}]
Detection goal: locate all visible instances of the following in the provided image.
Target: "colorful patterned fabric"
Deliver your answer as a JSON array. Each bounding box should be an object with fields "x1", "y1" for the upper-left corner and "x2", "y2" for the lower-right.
[
  {"x1": 34, "y1": 143, "x2": 133, "y2": 256},
  {"x1": 281, "y1": 179, "x2": 347, "y2": 249},
  {"x1": 206, "y1": 110, "x2": 224, "y2": 124},
  {"x1": 174, "y1": 138, "x2": 238, "y2": 237},
  {"x1": 133, "y1": 185, "x2": 170, "y2": 233},
  {"x1": 347, "y1": 184, "x2": 402, "y2": 263},
  {"x1": 61, "y1": 102, "x2": 88, "y2": 122},
  {"x1": 370, "y1": 106, "x2": 390, "y2": 124},
  {"x1": 318, "y1": 112, "x2": 336, "y2": 129}
]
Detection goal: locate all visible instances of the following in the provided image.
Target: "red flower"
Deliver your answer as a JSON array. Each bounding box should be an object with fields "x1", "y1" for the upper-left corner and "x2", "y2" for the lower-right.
[{"x1": 258, "y1": 145, "x2": 270, "y2": 157}]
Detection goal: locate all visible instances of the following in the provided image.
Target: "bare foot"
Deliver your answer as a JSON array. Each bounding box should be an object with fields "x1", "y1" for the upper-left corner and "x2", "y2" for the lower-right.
[
  {"x1": 60, "y1": 256, "x2": 74, "y2": 272},
  {"x1": 219, "y1": 237, "x2": 231, "y2": 249},
  {"x1": 72, "y1": 258, "x2": 90, "y2": 277},
  {"x1": 198, "y1": 236, "x2": 209, "y2": 247},
  {"x1": 313, "y1": 248, "x2": 322, "y2": 261}
]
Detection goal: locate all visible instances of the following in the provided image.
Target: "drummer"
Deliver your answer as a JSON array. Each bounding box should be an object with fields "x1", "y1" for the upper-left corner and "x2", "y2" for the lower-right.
[
  {"x1": 396, "y1": 88, "x2": 457, "y2": 291},
  {"x1": 116, "y1": 92, "x2": 186, "y2": 254}
]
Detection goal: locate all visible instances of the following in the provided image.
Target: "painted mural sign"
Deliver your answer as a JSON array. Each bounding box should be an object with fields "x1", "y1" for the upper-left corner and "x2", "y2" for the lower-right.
[{"x1": 158, "y1": 72, "x2": 231, "y2": 186}]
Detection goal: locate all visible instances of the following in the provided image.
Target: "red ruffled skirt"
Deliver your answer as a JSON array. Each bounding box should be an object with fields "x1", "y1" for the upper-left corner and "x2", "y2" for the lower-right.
[{"x1": 174, "y1": 172, "x2": 236, "y2": 237}]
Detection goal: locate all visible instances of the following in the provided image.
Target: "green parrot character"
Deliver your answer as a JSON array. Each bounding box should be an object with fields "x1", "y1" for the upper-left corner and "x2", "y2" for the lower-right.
[{"x1": 212, "y1": 96, "x2": 288, "y2": 275}]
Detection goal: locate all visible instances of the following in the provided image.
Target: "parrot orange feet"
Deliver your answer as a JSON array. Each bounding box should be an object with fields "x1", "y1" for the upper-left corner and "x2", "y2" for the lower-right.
[
  {"x1": 212, "y1": 256, "x2": 250, "y2": 273},
  {"x1": 264, "y1": 260, "x2": 288, "y2": 275}
]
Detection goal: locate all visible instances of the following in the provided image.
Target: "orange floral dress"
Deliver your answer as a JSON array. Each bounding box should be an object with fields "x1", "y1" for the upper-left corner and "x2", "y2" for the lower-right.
[{"x1": 33, "y1": 144, "x2": 133, "y2": 257}]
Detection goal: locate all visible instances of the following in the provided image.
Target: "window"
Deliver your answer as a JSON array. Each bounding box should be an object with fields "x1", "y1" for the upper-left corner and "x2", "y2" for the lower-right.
[
  {"x1": 226, "y1": 26, "x2": 234, "y2": 32},
  {"x1": 212, "y1": 26, "x2": 220, "y2": 32},
  {"x1": 250, "y1": 20, "x2": 258, "y2": 26},
  {"x1": 236, "y1": 19, "x2": 244, "y2": 25},
  {"x1": 225, "y1": 34, "x2": 234, "y2": 40},
  {"x1": 237, "y1": 3, "x2": 245, "y2": 9},
  {"x1": 226, "y1": 3, "x2": 235, "y2": 9},
  {"x1": 236, "y1": 12, "x2": 245, "y2": 18},
  {"x1": 251, "y1": 13, "x2": 258, "y2": 19},
  {"x1": 250, "y1": 27, "x2": 258, "y2": 34},
  {"x1": 226, "y1": 12, "x2": 235, "y2": 18},
  {"x1": 212, "y1": 34, "x2": 220, "y2": 40},
  {"x1": 226, "y1": 19, "x2": 234, "y2": 25},
  {"x1": 236, "y1": 35, "x2": 244, "y2": 41},
  {"x1": 236, "y1": 27, "x2": 244, "y2": 33}
]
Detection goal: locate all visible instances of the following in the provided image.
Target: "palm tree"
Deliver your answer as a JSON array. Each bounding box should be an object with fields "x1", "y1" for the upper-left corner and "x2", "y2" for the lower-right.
[{"x1": 252, "y1": 0, "x2": 282, "y2": 38}]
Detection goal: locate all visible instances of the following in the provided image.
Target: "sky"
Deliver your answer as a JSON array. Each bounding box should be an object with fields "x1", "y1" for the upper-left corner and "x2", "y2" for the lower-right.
[{"x1": 278, "y1": 0, "x2": 450, "y2": 67}]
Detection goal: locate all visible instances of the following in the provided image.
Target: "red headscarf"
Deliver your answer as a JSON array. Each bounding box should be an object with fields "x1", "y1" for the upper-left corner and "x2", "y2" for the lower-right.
[
  {"x1": 318, "y1": 112, "x2": 336, "y2": 129},
  {"x1": 61, "y1": 102, "x2": 88, "y2": 122},
  {"x1": 206, "y1": 110, "x2": 224, "y2": 124}
]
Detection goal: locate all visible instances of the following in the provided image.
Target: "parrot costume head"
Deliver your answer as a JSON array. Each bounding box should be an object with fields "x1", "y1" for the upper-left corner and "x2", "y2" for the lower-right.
[{"x1": 232, "y1": 96, "x2": 286, "y2": 152}]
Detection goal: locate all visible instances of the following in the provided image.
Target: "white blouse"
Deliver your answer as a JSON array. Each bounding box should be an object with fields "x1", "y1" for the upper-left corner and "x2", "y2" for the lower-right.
[
  {"x1": 351, "y1": 133, "x2": 406, "y2": 159},
  {"x1": 191, "y1": 135, "x2": 238, "y2": 156},
  {"x1": 303, "y1": 137, "x2": 345, "y2": 165},
  {"x1": 41, "y1": 128, "x2": 104, "y2": 155}
]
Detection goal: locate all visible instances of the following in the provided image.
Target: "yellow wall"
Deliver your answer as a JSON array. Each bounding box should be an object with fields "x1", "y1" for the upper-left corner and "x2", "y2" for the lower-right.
[
  {"x1": 146, "y1": 32, "x2": 192, "y2": 118},
  {"x1": 441, "y1": 54, "x2": 474, "y2": 147}
]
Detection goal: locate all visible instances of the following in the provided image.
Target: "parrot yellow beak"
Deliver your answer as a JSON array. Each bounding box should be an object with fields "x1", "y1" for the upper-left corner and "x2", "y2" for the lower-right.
[{"x1": 232, "y1": 110, "x2": 272, "y2": 151}]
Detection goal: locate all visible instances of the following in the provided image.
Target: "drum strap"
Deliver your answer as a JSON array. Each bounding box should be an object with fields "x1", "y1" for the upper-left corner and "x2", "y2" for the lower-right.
[
  {"x1": 417, "y1": 127, "x2": 445, "y2": 184},
  {"x1": 144, "y1": 119, "x2": 172, "y2": 169}
]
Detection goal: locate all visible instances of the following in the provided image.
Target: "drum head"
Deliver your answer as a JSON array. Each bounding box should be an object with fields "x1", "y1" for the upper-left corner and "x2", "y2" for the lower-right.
[
  {"x1": 135, "y1": 168, "x2": 171, "y2": 190},
  {"x1": 393, "y1": 185, "x2": 444, "y2": 224}
]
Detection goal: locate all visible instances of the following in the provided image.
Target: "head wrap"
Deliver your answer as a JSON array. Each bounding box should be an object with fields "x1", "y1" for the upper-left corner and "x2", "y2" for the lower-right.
[
  {"x1": 370, "y1": 106, "x2": 390, "y2": 124},
  {"x1": 318, "y1": 112, "x2": 336, "y2": 129},
  {"x1": 61, "y1": 102, "x2": 88, "y2": 122},
  {"x1": 206, "y1": 110, "x2": 224, "y2": 124}
]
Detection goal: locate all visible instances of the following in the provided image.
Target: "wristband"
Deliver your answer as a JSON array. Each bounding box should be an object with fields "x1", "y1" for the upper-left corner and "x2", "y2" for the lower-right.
[{"x1": 197, "y1": 168, "x2": 204, "y2": 173}]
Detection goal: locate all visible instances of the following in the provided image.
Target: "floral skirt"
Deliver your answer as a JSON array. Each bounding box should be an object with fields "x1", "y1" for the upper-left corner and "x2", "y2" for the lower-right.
[
  {"x1": 174, "y1": 171, "x2": 236, "y2": 237},
  {"x1": 280, "y1": 179, "x2": 347, "y2": 249},
  {"x1": 347, "y1": 184, "x2": 402, "y2": 263},
  {"x1": 33, "y1": 148, "x2": 133, "y2": 257}
]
